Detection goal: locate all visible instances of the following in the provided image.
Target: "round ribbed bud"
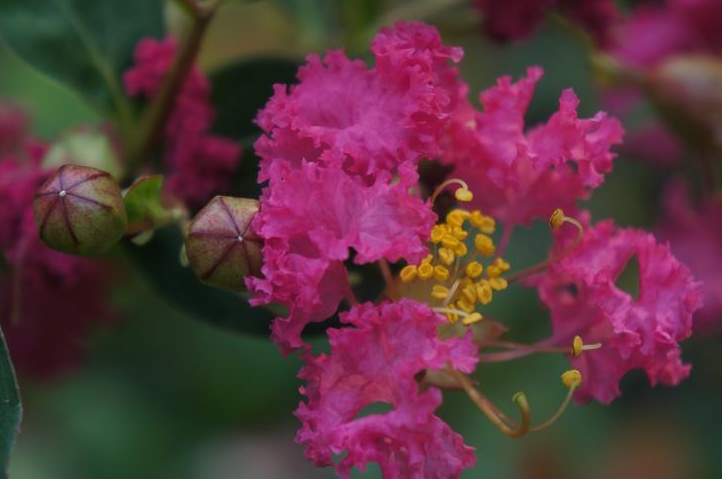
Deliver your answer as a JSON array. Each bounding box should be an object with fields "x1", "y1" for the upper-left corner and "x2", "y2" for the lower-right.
[
  {"x1": 185, "y1": 196, "x2": 262, "y2": 292},
  {"x1": 34, "y1": 164, "x2": 127, "y2": 256}
]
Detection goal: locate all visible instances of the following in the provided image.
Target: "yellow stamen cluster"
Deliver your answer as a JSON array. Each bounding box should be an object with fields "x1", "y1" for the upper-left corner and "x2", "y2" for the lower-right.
[{"x1": 399, "y1": 207, "x2": 510, "y2": 326}]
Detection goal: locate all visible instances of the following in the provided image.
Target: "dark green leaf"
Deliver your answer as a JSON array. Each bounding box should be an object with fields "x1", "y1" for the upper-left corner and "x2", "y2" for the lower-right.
[
  {"x1": 210, "y1": 57, "x2": 299, "y2": 140},
  {"x1": 0, "y1": 326, "x2": 21, "y2": 479},
  {"x1": 0, "y1": 0, "x2": 164, "y2": 119}
]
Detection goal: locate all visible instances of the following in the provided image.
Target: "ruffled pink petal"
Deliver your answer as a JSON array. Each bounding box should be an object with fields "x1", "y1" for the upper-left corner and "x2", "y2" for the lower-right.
[
  {"x1": 295, "y1": 300, "x2": 477, "y2": 479},
  {"x1": 528, "y1": 219, "x2": 703, "y2": 404}
]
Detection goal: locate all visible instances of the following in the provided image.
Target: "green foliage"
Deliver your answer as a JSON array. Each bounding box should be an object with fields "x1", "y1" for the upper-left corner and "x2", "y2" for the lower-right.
[
  {"x1": 0, "y1": 327, "x2": 21, "y2": 479},
  {"x1": 123, "y1": 175, "x2": 180, "y2": 236},
  {"x1": 0, "y1": 0, "x2": 163, "y2": 122}
]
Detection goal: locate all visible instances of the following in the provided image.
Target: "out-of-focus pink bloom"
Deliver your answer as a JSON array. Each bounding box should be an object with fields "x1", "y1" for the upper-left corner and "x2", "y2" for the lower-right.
[
  {"x1": 476, "y1": 0, "x2": 618, "y2": 46},
  {"x1": 446, "y1": 67, "x2": 623, "y2": 230},
  {"x1": 124, "y1": 37, "x2": 240, "y2": 209},
  {"x1": 0, "y1": 151, "x2": 113, "y2": 378},
  {"x1": 612, "y1": 0, "x2": 722, "y2": 69},
  {"x1": 658, "y1": 180, "x2": 722, "y2": 334},
  {"x1": 250, "y1": 22, "x2": 465, "y2": 353},
  {"x1": 248, "y1": 161, "x2": 435, "y2": 353},
  {"x1": 529, "y1": 218, "x2": 703, "y2": 404},
  {"x1": 296, "y1": 299, "x2": 477, "y2": 479}
]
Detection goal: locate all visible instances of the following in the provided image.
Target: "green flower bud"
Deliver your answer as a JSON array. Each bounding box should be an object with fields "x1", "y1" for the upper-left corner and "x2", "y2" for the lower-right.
[
  {"x1": 34, "y1": 165, "x2": 127, "y2": 256},
  {"x1": 185, "y1": 196, "x2": 262, "y2": 292}
]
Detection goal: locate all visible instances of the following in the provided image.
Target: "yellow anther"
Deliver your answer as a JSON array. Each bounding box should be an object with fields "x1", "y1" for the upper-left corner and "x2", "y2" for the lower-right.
[
  {"x1": 461, "y1": 285, "x2": 477, "y2": 304},
  {"x1": 466, "y1": 261, "x2": 483, "y2": 279},
  {"x1": 421, "y1": 254, "x2": 433, "y2": 264},
  {"x1": 400, "y1": 265, "x2": 417, "y2": 282},
  {"x1": 431, "y1": 284, "x2": 450, "y2": 300},
  {"x1": 478, "y1": 217, "x2": 496, "y2": 234},
  {"x1": 455, "y1": 188, "x2": 473, "y2": 202},
  {"x1": 474, "y1": 234, "x2": 496, "y2": 256},
  {"x1": 454, "y1": 242, "x2": 468, "y2": 257},
  {"x1": 456, "y1": 298, "x2": 475, "y2": 313},
  {"x1": 489, "y1": 277, "x2": 508, "y2": 291},
  {"x1": 493, "y1": 258, "x2": 510, "y2": 272},
  {"x1": 475, "y1": 281, "x2": 493, "y2": 305},
  {"x1": 430, "y1": 224, "x2": 447, "y2": 243},
  {"x1": 486, "y1": 265, "x2": 502, "y2": 277},
  {"x1": 469, "y1": 210, "x2": 484, "y2": 227},
  {"x1": 446, "y1": 312, "x2": 459, "y2": 323},
  {"x1": 549, "y1": 208, "x2": 565, "y2": 229},
  {"x1": 462, "y1": 312, "x2": 483, "y2": 326},
  {"x1": 438, "y1": 247, "x2": 455, "y2": 266},
  {"x1": 441, "y1": 234, "x2": 460, "y2": 249},
  {"x1": 433, "y1": 265, "x2": 450, "y2": 281},
  {"x1": 450, "y1": 226, "x2": 469, "y2": 240},
  {"x1": 561, "y1": 369, "x2": 582, "y2": 389},
  {"x1": 418, "y1": 262, "x2": 434, "y2": 280},
  {"x1": 572, "y1": 335, "x2": 584, "y2": 357}
]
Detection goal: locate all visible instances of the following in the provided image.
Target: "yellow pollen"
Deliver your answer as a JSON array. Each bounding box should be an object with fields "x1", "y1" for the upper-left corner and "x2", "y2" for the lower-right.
[
  {"x1": 486, "y1": 265, "x2": 502, "y2": 277},
  {"x1": 431, "y1": 284, "x2": 450, "y2": 300},
  {"x1": 561, "y1": 369, "x2": 582, "y2": 389},
  {"x1": 422, "y1": 254, "x2": 433, "y2": 264},
  {"x1": 462, "y1": 312, "x2": 483, "y2": 326},
  {"x1": 446, "y1": 312, "x2": 459, "y2": 323},
  {"x1": 549, "y1": 208, "x2": 565, "y2": 229},
  {"x1": 474, "y1": 234, "x2": 496, "y2": 256},
  {"x1": 455, "y1": 188, "x2": 473, "y2": 202},
  {"x1": 441, "y1": 234, "x2": 460, "y2": 249},
  {"x1": 572, "y1": 335, "x2": 584, "y2": 357},
  {"x1": 450, "y1": 226, "x2": 469, "y2": 240},
  {"x1": 456, "y1": 298, "x2": 475, "y2": 313},
  {"x1": 489, "y1": 277, "x2": 508, "y2": 291},
  {"x1": 461, "y1": 284, "x2": 477, "y2": 304},
  {"x1": 475, "y1": 281, "x2": 493, "y2": 305},
  {"x1": 466, "y1": 261, "x2": 483, "y2": 279},
  {"x1": 430, "y1": 225, "x2": 447, "y2": 243},
  {"x1": 438, "y1": 247, "x2": 455, "y2": 266},
  {"x1": 433, "y1": 265, "x2": 450, "y2": 281},
  {"x1": 492, "y1": 258, "x2": 510, "y2": 272},
  {"x1": 400, "y1": 265, "x2": 417, "y2": 282},
  {"x1": 418, "y1": 262, "x2": 434, "y2": 280},
  {"x1": 454, "y1": 242, "x2": 468, "y2": 257}
]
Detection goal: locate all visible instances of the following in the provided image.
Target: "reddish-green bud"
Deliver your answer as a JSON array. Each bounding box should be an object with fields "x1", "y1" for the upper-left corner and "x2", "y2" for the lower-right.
[
  {"x1": 185, "y1": 196, "x2": 262, "y2": 292},
  {"x1": 34, "y1": 164, "x2": 127, "y2": 256}
]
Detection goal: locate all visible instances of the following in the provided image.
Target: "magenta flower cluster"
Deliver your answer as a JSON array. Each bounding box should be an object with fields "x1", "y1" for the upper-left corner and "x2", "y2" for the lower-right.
[{"x1": 247, "y1": 21, "x2": 703, "y2": 478}]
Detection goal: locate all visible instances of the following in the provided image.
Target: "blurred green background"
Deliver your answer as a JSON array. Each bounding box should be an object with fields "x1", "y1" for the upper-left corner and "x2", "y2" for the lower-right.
[{"x1": 1, "y1": 1, "x2": 721, "y2": 478}]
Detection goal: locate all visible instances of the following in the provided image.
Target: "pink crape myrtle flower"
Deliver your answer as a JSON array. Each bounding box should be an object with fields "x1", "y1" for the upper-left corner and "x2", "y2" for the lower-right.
[
  {"x1": 296, "y1": 300, "x2": 478, "y2": 479},
  {"x1": 445, "y1": 67, "x2": 624, "y2": 230},
  {"x1": 249, "y1": 21, "x2": 465, "y2": 353},
  {"x1": 657, "y1": 180, "x2": 722, "y2": 334},
  {"x1": 475, "y1": 0, "x2": 618, "y2": 46},
  {"x1": 124, "y1": 36, "x2": 241, "y2": 209},
  {"x1": 528, "y1": 217, "x2": 703, "y2": 404},
  {"x1": 0, "y1": 138, "x2": 114, "y2": 377}
]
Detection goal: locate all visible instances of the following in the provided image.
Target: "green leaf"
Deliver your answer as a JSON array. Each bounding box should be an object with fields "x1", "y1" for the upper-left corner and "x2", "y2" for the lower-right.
[
  {"x1": 0, "y1": 0, "x2": 164, "y2": 121},
  {"x1": 123, "y1": 175, "x2": 181, "y2": 236},
  {"x1": 0, "y1": 326, "x2": 21, "y2": 479},
  {"x1": 211, "y1": 57, "x2": 300, "y2": 141}
]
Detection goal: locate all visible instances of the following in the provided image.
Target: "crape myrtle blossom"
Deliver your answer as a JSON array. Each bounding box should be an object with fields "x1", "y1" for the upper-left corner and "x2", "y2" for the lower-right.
[
  {"x1": 123, "y1": 36, "x2": 241, "y2": 209},
  {"x1": 243, "y1": 20, "x2": 701, "y2": 479},
  {"x1": 657, "y1": 181, "x2": 722, "y2": 334},
  {"x1": 0, "y1": 112, "x2": 113, "y2": 377},
  {"x1": 444, "y1": 67, "x2": 624, "y2": 230},
  {"x1": 528, "y1": 214, "x2": 703, "y2": 404}
]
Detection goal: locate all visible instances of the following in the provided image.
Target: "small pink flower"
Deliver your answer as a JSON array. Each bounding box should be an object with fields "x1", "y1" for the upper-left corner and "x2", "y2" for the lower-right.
[
  {"x1": 657, "y1": 180, "x2": 722, "y2": 334},
  {"x1": 446, "y1": 67, "x2": 623, "y2": 229},
  {"x1": 528, "y1": 218, "x2": 703, "y2": 404},
  {"x1": 296, "y1": 299, "x2": 477, "y2": 479}
]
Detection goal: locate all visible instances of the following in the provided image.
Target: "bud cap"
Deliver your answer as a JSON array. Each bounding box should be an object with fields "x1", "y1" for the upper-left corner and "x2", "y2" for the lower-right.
[
  {"x1": 185, "y1": 196, "x2": 262, "y2": 292},
  {"x1": 34, "y1": 164, "x2": 127, "y2": 256}
]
